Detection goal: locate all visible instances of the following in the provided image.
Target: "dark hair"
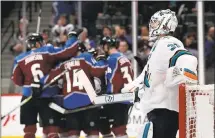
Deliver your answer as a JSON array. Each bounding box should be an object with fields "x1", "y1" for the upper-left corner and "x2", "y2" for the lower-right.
[{"x1": 103, "y1": 25, "x2": 112, "y2": 32}]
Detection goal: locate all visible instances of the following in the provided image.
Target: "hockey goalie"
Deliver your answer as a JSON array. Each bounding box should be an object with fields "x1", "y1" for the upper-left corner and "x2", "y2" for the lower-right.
[{"x1": 122, "y1": 9, "x2": 198, "y2": 138}]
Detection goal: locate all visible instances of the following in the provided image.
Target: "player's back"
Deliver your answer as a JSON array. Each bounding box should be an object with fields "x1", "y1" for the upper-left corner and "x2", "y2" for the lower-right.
[
  {"x1": 15, "y1": 46, "x2": 56, "y2": 86},
  {"x1": 106, "y1": 52, "x2": 134, "y2": 94},
  {"x1": 61, "y1": 52, "x2": 98, "y2": 95}
]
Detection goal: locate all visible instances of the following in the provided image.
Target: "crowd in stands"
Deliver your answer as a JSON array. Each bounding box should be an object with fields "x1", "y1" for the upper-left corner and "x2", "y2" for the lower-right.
[{"x1": 8, "y1": 1, "x2": 214, "y2": 83}]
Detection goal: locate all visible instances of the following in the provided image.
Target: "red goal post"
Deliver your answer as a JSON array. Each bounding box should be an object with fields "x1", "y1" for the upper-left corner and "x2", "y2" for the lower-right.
[{"x1": 179, "y1": 83, "x2": 214, "y2": 138}]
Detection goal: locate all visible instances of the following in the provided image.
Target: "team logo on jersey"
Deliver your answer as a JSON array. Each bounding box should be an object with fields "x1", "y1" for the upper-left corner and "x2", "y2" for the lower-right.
[{"x1": 105, "y1": 95, "x2": 114, "y2": 103}]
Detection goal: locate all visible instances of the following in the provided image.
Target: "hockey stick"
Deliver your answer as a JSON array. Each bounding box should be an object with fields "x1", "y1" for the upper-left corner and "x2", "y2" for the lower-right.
[
  {"x1": 36, "y1": 9, "x2": 42, "y2": 33},
  {"x1": 77, "y1": 69, "x2": 136, "y2": 104},
  {"x1": 128, "y1": 88, "x2": 140, "y2": 117},
  {"x1": 49, "y1": 92, "x2": 135, "y2": 114},
  {"x1": 49, "y1": 92, "x2": 136, "y2": 114},
  {"x1": 1, "y1": 96, "x2": 32, "y2": 120},
  {"x1": 49, "y1": 102, "x2": 102, "y2": 114},
  {"x1": 1, "y1": 70, "x2": 68, "y2": 120},
  {"x1": 76, "y1": 69, "x2": 97, "y2": 102},
  {"x1": 43, "y1": 70, "x2": 68, "y2": 89}
]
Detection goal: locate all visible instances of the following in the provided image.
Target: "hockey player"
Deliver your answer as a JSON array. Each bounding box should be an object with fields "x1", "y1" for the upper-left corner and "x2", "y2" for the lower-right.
[
  {"x1": 122, "y1": 9, "x2": 198, "y2": 138},
  {"x1": 11, "y1": 29, "x2": 83, "y2": 138},
  {"x1": 99, "y1": 36, "x2": 134, "y2": 138},
  {"x1": 41, "y1": 44, "x2": 107, "y2": 138}
]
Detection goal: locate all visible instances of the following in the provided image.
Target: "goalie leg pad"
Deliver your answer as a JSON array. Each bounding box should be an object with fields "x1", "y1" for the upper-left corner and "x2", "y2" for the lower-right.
[
  {"x1": 23, "y1": 125, "x2": 37, "y2": 138},
  {"x1": 137, "y1": 122, "x2": 153, "y2": 138},
  {"x1": 143, "y1": 122, "x2": 153, "y2": 138}
]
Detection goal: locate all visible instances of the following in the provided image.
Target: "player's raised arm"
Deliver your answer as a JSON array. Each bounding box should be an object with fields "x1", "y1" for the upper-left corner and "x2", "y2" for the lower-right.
[
  {"x1": 48, "y1": 29, "x2": 84, "y2": 62},
  {"x1": 11, "y1": 59, "x2": 24, "y2": 86}
]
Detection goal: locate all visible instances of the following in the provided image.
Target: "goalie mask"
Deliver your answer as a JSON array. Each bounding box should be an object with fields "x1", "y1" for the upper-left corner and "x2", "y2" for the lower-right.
[
  {"x1": 26, "y1": 33, "x2": 43, "y2": 50},
  {"x1": 149, "y1": 9, "x2": 178, "y2": 40}
]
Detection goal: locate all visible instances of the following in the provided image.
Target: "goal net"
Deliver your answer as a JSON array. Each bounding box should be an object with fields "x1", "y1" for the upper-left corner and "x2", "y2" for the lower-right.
[{"x1": 179, "y1": 84, "x2": 214, "y2": 138}]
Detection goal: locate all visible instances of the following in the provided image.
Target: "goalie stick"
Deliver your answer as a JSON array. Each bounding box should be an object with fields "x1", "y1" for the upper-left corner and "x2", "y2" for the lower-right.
[{"x1": 1, "y1": 70, "x2": 68, "y2": 120}]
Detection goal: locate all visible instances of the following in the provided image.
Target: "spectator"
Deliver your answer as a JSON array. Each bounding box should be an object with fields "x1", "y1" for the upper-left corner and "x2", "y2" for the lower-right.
[
  {"x1": 205, "y1": 26, "x2": 215, "y2": 68},
  {"x1": 183, "y1": 32, "x2": 198, "y2": 58},
  {"x1": 138, "y1": 25, "x2": 149, "y2": 41},
  {"x1": 138, "y1": 25, "x2": 156, "y2": 47},
  {"x1": 122, "y1": 26, "x2": 132, "y2": 47},
  {"x1": 51, "y1": 15, "x2": 74, "y2": 44},
  {"x1": 135, "y1": 40, "x2": 151, "y2": 71},
  {"x1": 10, "y1": 18, "x2": 29, "y2": 55},
  {"x1": 79, "y1": 28, "x2": 92, "y2": 50},
  {"x1": 102, "y1": 25, "x2": 112, "y2": 37},
  {"x1": 52, "y1": 1, "x2": 76, "y2": 24},
  {"x1": 118, "y1": 40, "x2": 134, "y2": 61},
  {"x1": 17, "y1": 18, "x2": 29, "y2": 42},
  {"x1": 41, "y1": 29, "x2": 52, "y2": 46},
  {"x1": 205, "y1": 26, "x2": 215, "y2": 84},
  {"x1": 18, "y1": 2, "x2": 33, "y2": 22},
  {"x1": 114, "y1": 25, "x2": 122, "y2": 38},
  {"x1": 114, "y1": 25, "x2": 132, "y2": 49}
]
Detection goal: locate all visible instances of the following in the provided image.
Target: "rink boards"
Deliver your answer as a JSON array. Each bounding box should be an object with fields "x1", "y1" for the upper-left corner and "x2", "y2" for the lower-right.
[{"x1": 1, "y1": 94, "x2": 145, "y2": 138}]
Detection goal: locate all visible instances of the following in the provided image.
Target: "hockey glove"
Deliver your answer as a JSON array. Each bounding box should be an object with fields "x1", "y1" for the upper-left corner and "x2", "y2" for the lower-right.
[
  {"x1": 96, "y1": 54, "x2": 107, "y2": 61},
  {"x1": 88, "y1": 48, "x2": 97, "y2": 57},
  {"x1": 31, "y1": 82, "x2": 43, "y2": 98},
  {"x1": 78, "y1": 42, "x2": 87, "y2": 52},
  {"x1": 67, "y1": 28, "x2": 83, "y2": 38}
]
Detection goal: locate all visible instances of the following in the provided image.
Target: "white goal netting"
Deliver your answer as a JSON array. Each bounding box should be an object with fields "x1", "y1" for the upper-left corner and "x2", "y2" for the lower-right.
[{"x1": 180, "y1": 84, "x2": 214, "y2": 138}]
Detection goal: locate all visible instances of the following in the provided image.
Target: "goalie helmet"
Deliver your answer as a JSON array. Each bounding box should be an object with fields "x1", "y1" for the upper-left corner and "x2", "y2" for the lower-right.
[
  {"x1": 149, "y1": 9, "x2": 178, "y2": 39},
  {"x1": 26, "y1": 33, "x2": 43, "y2": 49}
]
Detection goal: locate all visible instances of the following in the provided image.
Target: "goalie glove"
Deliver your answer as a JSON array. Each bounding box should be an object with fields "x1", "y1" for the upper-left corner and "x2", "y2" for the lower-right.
[{"x1": 164, "y1": 66, "x2": 198, "y2": 87}]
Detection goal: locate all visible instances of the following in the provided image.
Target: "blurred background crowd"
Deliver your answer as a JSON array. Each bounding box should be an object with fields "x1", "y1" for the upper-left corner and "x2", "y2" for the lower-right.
[{"x1": 1, "y1": 1, "x2": 215, "y2": 93}]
